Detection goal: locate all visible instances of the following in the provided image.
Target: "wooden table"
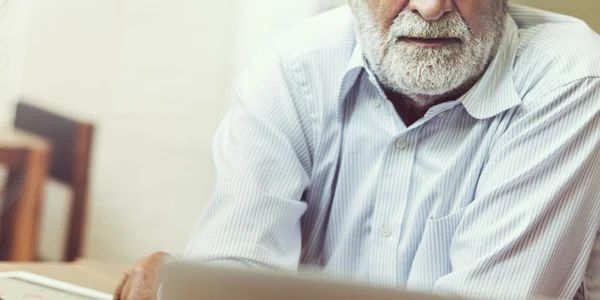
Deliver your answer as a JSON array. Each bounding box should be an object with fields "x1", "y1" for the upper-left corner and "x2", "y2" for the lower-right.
[
  {"x1": 0, "y1": 127, "x2": 51, "y2": 261},
  {"x1": 0, "y1": 260, "x2": 128, "y2": 293}
]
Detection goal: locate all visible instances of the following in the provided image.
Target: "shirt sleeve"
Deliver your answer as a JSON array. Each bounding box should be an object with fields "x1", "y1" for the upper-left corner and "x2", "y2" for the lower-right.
[
  {"x1": 433, "y1": 77, "x2": 600, "y2": 299},
  {"x1": 182, "y1": 43, "x2": 312, "y2": 271}
]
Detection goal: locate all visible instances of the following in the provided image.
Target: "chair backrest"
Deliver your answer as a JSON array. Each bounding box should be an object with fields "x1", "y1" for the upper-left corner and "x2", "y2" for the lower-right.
[{"x1": 13, "y1": 100, "x2": 95, "y2": 261}]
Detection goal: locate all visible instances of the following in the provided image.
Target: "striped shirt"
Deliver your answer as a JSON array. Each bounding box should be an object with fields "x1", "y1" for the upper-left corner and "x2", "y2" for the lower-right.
[{"x1": 184, "y1": 4, "x2": 600, "y2": 300}]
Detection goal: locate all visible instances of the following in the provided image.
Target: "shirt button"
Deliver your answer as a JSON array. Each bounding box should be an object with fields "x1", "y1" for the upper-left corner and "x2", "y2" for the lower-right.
[
  {"x1": 395, "y1": 138, "x2": 407, "y2": 149},
  {"x1": 369, "y1": 99, "x2": 381, "y2": 108},
  {"x1": 381, "y1": 227, "x2": 393, "y2": 238}
]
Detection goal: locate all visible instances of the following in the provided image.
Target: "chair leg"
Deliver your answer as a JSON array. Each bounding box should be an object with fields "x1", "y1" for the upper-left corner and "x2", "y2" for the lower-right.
[{"x1": 0, "y1": 168, "x2": 25, "y2": 260}]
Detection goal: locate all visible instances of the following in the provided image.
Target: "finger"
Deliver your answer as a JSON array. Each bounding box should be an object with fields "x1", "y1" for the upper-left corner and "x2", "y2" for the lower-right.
[
  {"x1": 133, "y1": 276, "x2": 155, "y2": 300},
  {"x1": 113, "y1": 273, "x2": 129, "y2": 300},
  {"x1": 120, "y1": 273, "x2": 134, "y2": 300},
  {"x1": 147, "y1": 252, "x2": 170, "y2": 268},
  {"x1": 142, "y1": 252, "x2": 171, "y2": 288}
]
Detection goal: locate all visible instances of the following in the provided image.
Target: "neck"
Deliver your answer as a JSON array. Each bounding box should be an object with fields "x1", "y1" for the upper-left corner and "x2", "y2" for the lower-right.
[{"x1": 383, "y1": 73, "x2": 481, "y2": 126}]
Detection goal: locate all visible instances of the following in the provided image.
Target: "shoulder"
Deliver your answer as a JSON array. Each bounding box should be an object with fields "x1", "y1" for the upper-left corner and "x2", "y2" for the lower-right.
[
  {"x1": 268, "y1": 5, "x2": 356, "y2": 61},
  {"x1": 510, "y1": 5, "x2": 600, "y2": 106},
  {"x1": 239, "y1": 6, "x2": 357, "y2": 89},
  {"x1": 237, "y1": 5, "x2": 358, "y2": 118},
  {"x1": 235, "y1": 6, "x2": 358, "y2": 133},
  {"x1": 241, "y1": 5, "x2": 357, "y2": 71}
]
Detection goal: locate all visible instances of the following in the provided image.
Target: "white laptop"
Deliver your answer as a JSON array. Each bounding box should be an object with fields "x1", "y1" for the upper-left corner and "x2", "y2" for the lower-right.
[{"x1": 160, "y1": 260, "x2": 461, "y2": 300}]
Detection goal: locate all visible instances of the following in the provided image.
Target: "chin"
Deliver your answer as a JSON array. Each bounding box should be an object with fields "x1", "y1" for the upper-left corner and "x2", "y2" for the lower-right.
[{"x1": 383, "y1": 71, "x2": 467, "y2": 97}]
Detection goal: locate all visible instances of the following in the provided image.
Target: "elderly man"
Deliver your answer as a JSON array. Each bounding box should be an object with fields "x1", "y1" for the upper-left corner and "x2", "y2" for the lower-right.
[{"x1": 115, "y1": 0, "x2": 600, "y2": 299}]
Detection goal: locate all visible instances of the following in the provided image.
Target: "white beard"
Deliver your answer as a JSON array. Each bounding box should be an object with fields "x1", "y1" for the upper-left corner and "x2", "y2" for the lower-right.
[{"x1": 351, "y1": 2, "x2": 505, "y2": 104}]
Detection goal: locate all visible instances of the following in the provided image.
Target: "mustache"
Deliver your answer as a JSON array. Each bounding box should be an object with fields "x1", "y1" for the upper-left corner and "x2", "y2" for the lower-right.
[{"x1": 388, "y1": 10, "x2": 471, "y2": 41}]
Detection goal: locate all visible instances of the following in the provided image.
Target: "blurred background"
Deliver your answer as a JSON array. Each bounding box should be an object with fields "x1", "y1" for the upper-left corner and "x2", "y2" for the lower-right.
[{"x1": 0, "y1": 0, "x2": 597, "y2": 264}]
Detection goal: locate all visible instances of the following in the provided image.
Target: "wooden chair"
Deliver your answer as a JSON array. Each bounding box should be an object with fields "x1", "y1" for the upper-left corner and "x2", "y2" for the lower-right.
[{"x1": 4, "y1": 100, "x2": 95, "y2": 261}]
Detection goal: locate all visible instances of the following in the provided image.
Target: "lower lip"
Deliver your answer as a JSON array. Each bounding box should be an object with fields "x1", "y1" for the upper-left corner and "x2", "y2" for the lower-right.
[{"x1": 399, "y1": 37, "x2": 461, "y2": 48}]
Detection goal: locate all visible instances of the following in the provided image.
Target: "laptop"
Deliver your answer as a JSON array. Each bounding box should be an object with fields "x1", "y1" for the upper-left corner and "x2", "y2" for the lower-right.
[{"x1": 160, "y1": 260, "x2": 461, "y2": 300}]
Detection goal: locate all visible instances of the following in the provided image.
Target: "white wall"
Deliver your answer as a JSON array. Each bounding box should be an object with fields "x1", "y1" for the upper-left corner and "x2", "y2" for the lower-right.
[
  {"x1": 16, "y1": 0, "x2": 325, "y2": 263},
  {"x1": 0, "y1": 0, "x2": 31, "y2": 123},
  {"x1": 20, "y1": 0, "x2": 234, "y2": 263},
  {"x1": 20, "y1": 0, "x2": 122, "y2": 261}
]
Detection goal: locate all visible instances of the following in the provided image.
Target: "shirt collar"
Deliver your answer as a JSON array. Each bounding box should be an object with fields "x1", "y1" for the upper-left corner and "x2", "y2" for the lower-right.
[
  {"x1": 338, "y1": 40, "x2": 386, "y2": 105},
  {"x1": 347, "y1": 41, "x2": 367, "y2": 72},
  {"x1": 458, "y1": 15, "x2": 521, "y2": 119},
  {"x1": 341, "y1": 14, "x2": 522, "y2": 120},
  {"x1": 337, "y1": 40, "x2": 370, "y2": 114}
]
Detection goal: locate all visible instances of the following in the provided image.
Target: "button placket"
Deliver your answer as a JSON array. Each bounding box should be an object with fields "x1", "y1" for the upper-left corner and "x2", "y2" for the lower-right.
[{"x1": 369, "y1": 132, "x2": 416, "y2": 286}]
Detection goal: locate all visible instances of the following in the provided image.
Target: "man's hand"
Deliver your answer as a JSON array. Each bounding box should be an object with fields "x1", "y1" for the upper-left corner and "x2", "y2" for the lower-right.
[{"x1": 114, "y1": 251, "x2": 172, "y2": 300}]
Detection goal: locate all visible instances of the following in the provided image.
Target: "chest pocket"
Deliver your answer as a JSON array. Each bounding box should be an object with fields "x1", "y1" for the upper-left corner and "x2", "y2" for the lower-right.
[{"x1": 406, "y1": 207, "x2": 467, "y2": 292}]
